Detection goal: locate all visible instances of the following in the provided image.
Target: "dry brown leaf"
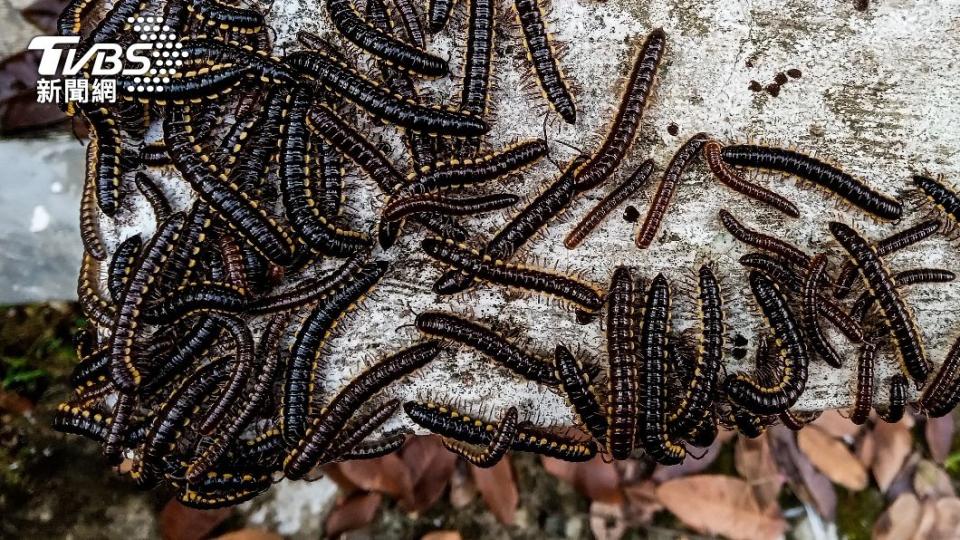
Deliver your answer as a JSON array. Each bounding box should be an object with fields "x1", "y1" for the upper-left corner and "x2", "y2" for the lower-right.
[
  {"x1": 449, "y1": 467, "x2": 476, "y2": 509},
  {"x1": 213, "y1": 529, "x2": 282, "y2": 540},
  {"x1": 0, "y1": 389, "x2": 33, "y2": 414},
  {"x1": 855, "y1": 430, "x2": 876, "y2": 468},
  {"x1": 913, "y1": 460, "x2": 956, "y2": 499},
  {"x1": 622, "y1": 481, "x2": 662, "y2": 526},
  {"x1": 324, "y1": 492, "x2": 382, "y2": 538},
  {"x1": 470, "y1": 458, "x2": 518, "y2": 525},
  {"x1": 797, "y1": 426, "x2": 867, "y2": 490},
  {"x1": 589, "y1": 500, "x2": 626, "y2": 540},
  {"x1": 812, "y1": 409, "x2": 860, "y2": 440},
  {"x1": 401, "y1": 436, "x2": 457, "y2": 512},
  {"x1": 931, "y1": 498, "x2": 960, "y2": 538},
  {"x1": 768, "y1": 426, "x2": 836, "y2": 520},
  {"x1": 887, "y1": 453, "x2": 922, "y2": 502},
  {"x1": 402, "y1": 435, "x2": 443, "y2": 485},
  {"x1": 925, "y1": 415, "x2": 955, "y2": 464},
  {"x1": 656, "y1": 475, "x2": 786, "y2": 540},
  {"x1": 734, "y1": 434, "x2": 783, "y2": 511},
  {"x1": 160, "y1": 500, "x2": 231, "y2": 540},
  {"x1": 420, "y1": 531, "x2": 462, "y2": 540},
  {"x1": 873, "y1": 493, "x2": 922, "y2": 540},
  {"x1": 542, "y1": 456, "x2": 622, "y2": 504},
  {"x1": 872, "y1": 419, "x2": 913, "y2": 492},
  {"x1": 912, "y1": 500, "x2": 940, "y2": 540},
  {"x1": 337, "y1": 454, "x2": 414, "y2": 506}
]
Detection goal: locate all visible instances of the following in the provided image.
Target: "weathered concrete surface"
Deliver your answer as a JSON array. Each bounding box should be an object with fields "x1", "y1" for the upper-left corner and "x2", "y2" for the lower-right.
[{"x1": 65, "y1": 0, "x2": 960, "y2": 429}]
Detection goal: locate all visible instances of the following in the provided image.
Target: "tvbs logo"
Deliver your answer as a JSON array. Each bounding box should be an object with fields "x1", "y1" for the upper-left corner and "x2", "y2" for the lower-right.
[{"x1": 28, "y1": 17, "x2": 186, "y2": 103}]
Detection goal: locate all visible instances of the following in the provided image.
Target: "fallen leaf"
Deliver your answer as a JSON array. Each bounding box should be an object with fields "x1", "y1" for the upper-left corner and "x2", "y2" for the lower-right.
[
  {"x1": 542, "y1": 455, "x2": 621, "y2": 504},
  {"x1": 160, "y1": 500, "x2": 231, "y2": 540},
  {"x1": 656, "y1": 475, "x2": 786, "y2": 540},
  {"x1": 589, "y1": 500, "x2": 626, "y2": 540},
  {"x1": 811, "y1": 409, "x2": 860, "y2": 440},
  {"x1": 337, "y1": 454, "x2": 414, "y2": 506},
  {"x1": 213, "y1": 529, "x2": 282, "y2": 540},
  {"x1": 872, "y1": 419, "x2": 913, "y2": 492},
  {"x1": 797, "y1": 426, "x2": 867, "y2": 490},
  {"x1": 322, "y1": 463, "x2": 360, "y2": 494},
  {"x1": 734, "y1": 434, "x2": 783, "y2": 511},
  {"x1": 912, "y1": 500, "x2": 939, "y2": 540},
  {"x1": 931, "y1": 498, "x2": 960, "y2": 538},
  {"x1": 0, "y1": 389, "x2": 33, "y2": 414},
  {"x1": 912, "y1": 460, "x2": 956, "y2": 499},
  {"x1": 768, "y1": 426, "x2": 836, "y2": 520},
  {"x1": 401, "y1": 436, "x2": 457, "y2": 512},
  {"x1": 20, "y1": 0, "x2": 69, "y2": 33},
  {"x1": 470, "y1": 458, "x2": 518, "y2": 525},
  {"x1": 855, "y1": 430, "x2": 875, "y2": 468},
  {"x1": 886, "y1": 453, "x2": 922, "y2": 502},
  {"x1": 449, "y1": 466, "x2": 476, "y2": 509},
  {"x1": 874, "y1": 493, "x2": 922, "y2": 540},
  {"x1": 622, "y1": 481, "x2": 661, "y2": 526},
  {"x1": 653, "y1": 437, "x2": 723, "y2": 483},
  {"x1": 324, "y1": 492, "x2": 382, "y2": 538},
  {"x1": 420, "y1": 531, "x2": 462, "y2": 540},
  {"x1": 925, "y1": 414, "x2": 955, "y2": 464}
]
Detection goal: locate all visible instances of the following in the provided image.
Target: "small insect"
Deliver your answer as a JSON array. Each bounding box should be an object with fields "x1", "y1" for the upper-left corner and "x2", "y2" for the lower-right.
[
  {"x1": 833, "y1": 219, "x2": 940, "y2": 299},
  {"x1": 720, "y1": 144, "x2": 902, "y2": 220},
  {"x1": 702, "y1": 140, "x2": 800, "y2": 217},
  {"x1": 326, "y1": 0, "x2": 449, "y2": 76},
  {"x1": 829, "y1": 222, "x2": 930, "y2": 385},
  {"x1": 850, "y1": 341, "x2": 876, "y2": 425},
  {"x1": 605, "y1": 266, "x2": 638, "y2": 460},
  {"x1": 635, "y1": 134, "x2": 709, "y2": 248},
  {"x1": 720, "y1": 209, "x2": 811, "y2": 269},
  {"x1": 722, "y1": 271, "x2": 809, "y2": 415},
  {"x1": 416, "y1": 312, "x2": 558, "y2": 385},
  {"x1": 107, "y1": 235, "x2": 142, "y2": 303},
  {"x1": 801, "y1": 255, "x2": 843, "y2": 368},
  {"x1": 565, "y1": 160, "x2": 654, "y2": 249},
  {"x1": 422, "y1": 238, "x2": 604, "y2": 312},
  {"x1": 554, "y1": 345, "x2": 607, "y2": 443},
  {"x1": 574, "y1": 28, "x2": 666, "y2": 191},
  {"x1": 919, "y1": 335, "x2": 960, "y2": 418},
  {"x1": 878, "y1": 375, "x2": 908, "y2": 423},
  {"x1": 283, "y1": 341, "x2": 441, "y2": 479},
  {"x1": 442, "y1": 407, "x2": 517, "y2": 468},
  {"x1": 513, "y1": 0, "x2": 577, "y2": 124}
]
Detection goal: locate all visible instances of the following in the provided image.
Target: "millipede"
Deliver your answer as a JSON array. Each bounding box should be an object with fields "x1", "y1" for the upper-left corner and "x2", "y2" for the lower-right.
[
  {"x1": 427, "y1": 0, "x2": 455, "y2": 33},
  {"x1": 720, "y1": 144, "x2": 903, "y2": 220},
  {"x1": 605, "y1": 266, "x2": 637, "y2": 459},
  {"x1": 913, "y1": 175, "x2": 960, "y2": 225},
  {"x1": 141, "y1": 283, "x2": 247, "y2": 324},
  {"x1": 403, "y1": 139, "x2": 548, "y2": 194},
  {"x1": 513, "y1": 0, "x2": 576, "y2": 124},
  {"x1": 801, "y1": 254, "x2": 843, "y2": 368},
  {"x1": 459, "y1": 0, "x2": 494, "y2": 123},
  {"x1": 554, "y1": 344, "x2": 607, "y2": 443},
  {"x1": 849, "y1": 268, "x2": 956, "y2": 323},
  {"x1": 196, "y1": 314, "x2": 254, "y2": 437},
  {"x1": 830, "y1": 222, "x2": 930, "y2": 385},
  {"x1": 134, "y1": 174, "x2": 172, "y2": 223},
  {"x1": 186, "y1": 0, "x2": 264, "y2": 33},
  {"x1": 919, "y1": 335, "x2": 960, "y2": 418},
  {"x1": 81, "y1": 106, "x2": 124, "y2": 216},
  {"x1": 118, "y1": 63, "x2": 251, "y2": 103},
  {"x1": 325, "y1": 399, "x2": 402, "y2": 460},
  {"x1": 719, "y1": 209, "x2": 811, "y2": 269},
  {"x1": 635, "y1": 133, "x2": 709, "y2": 248},
  {"x1": 878, "y1": 375, "x2": 908, "y2": 423},
  {"x1": 339, "y1": 434, "x2": 408, "y2": 461},
  {"x1": 442, "y1": 406, "x2": 517, "y2": 468},
  {"x1": 107, "y1": 235, "x2": 141, "y2": 303},
  {"x1": 702, "y1": 139, "x2": 800, "y2": 218},
  {"x1": 565, "y1": 159, "x2": 653, "y2": 249},
  {"x1": 79, "y1": 173, "x2": 108, "y2": 261},
  {"x1": 850, "y1": 341, "x2": 876, "y2": 425}
]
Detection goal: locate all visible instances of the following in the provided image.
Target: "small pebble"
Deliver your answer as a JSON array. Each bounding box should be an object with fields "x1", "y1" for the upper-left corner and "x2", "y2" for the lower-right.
[
  {"x1": 765, "y1": 83, "x2": 781, "y2": 97},
  {"x1": 623, "y1": 205, "x2": 640, "y2": 222},
  {"x1": 774, "y1": 72, "x2": 788, "y2": 85},
  {"x1": 787, "y1": 68, "x2": 802, "y2": 79},
  {"x1": 667, "y1": 123, "x2": 679, "y2": 136},
  {"x1": 748, "y1": 80, "x2": 763, "y2": 92}
]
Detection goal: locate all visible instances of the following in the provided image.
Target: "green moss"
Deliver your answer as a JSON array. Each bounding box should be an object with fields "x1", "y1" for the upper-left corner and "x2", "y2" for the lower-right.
[{"x1": 834, "y1": 486, "x2": 884, "y2": 539}]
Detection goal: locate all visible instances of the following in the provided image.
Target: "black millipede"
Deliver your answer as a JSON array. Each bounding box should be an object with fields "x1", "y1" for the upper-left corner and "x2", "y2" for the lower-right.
[
  {"x1": 830, "y1": 222, "x2": 930, "y2": 385},
  {"x1": 108, "y1": 235, "x2": 142, "y2": 303},
  {"x1": 140, "y1": 316, "x2": 223, "y2": 395},
  {"x1": 422, "y1": 238, "x2": 604, "y2": 312},
  {"x1": 109, "y1": 213, "x2": 185, "y2": 393},
  {"x1": 280, "y1": 86, "x2": 371, "y2": 256},
  {"x1": 134, "y1": 173, "x2": 172, "y2": 223},
  {"x1": 325, "y1": 399, "x2": 402, "y2": 460},
  {"x1": 140, "y1": 142, "x2": 172, "y2": 167},
  {"x1": 730, "y1": 403, "x2": 772, "y2": 438},
  {"x1": 722, "y1": 271, "x2": 809, "y2": 415},
  {"x1": 913, "y1": 175, "x2": 960, "y2": 225},
  {"x1": 79, "y1": 172, "x2": 108, "y2": 261},
  {"x1": 850, "y1": 341, "x2": 876, "y2": 425},
  {"x1": 404, "y1": 139, "x2": 549, "y2": 194},
  {"x1": 403, "y1": 401, "x2": 597, "y2": 461},
  {"x1": 460, "y1": 0, "x2": 494, "y2": 122},
  {"x1": 218, "y1": 234, "x2": 249, "y2": 294},
  {"x1": 76, "y1": 0, "x2": 143, "y2": 55},
  {"x1": 636, "y1": 134, "x2": 709, "y2": 248},
  {"x1": 141, "y1": 283, "x2": 247, "y2": 324},
  {"x1": 720, "y1": 144, "x2": 902, "y2": 220},
  {"x1": 155, "y1": 201, "x2": 211, "y2": 297},
  {"x1": 82, "y1": 106, "x2": 123, "y2": 216},
  {"x1": 702, "y1": 140, "x2": 800, "y2": 218},
  {"x1": 382, "y1": 193, "x2": 519, "y2": 223},
  {"x1": 78, "y1": 253, "x2": 115, "y2": 327},
  {"x1": 833, "y1": 219, "x2": 941, "y2": 299},
  {"x1": 573, "y1": 28, "x2": 666, "y2": 191},
  {"x1": 514, "y1": 0, "x2": 576, "y2": 124},
  {"x1": 71, "y1": 346, "x2": 109, "y2": 387},
  {"x1": 119, "y1": 64, "x2": 251, "y2": 103},
  {"x1": 427, "y1": 0, "x2": 455, "y2": 32},
  {"x1": 390, "y1": 0, "x2": 426, "y2": 48},
  {"x1": 668, "y1": 265, "x2": 723, "y2": 440},
  {"x1": 416, "y1": 312, "x2": 558, "y2": 385},
  {"x1": 228, "y1": 89, "x2": 288, "y2": 195},
  {"x1": 850, "y1": 268, "x2": 956, "y2": 322},
  {"x1": 56, "y1": 0, "x2": 97, "y2": 36},
  {"x1": 878, "y1": 375, "x2": 908, "y2": 423},
  {"x1": 565, "y1": 159, "x2": 653, "y2": 249},
  {"x1": 606, "y1": 266, "x2": 637, "y2": 459},
  {"x1": 719, "y1": 209, "x2": 811, "y2": 269},
  {"x1": 802, "y1": 254, "x2": 843, "y2": 368},
  {"x1": 315, "y1": 138, "x2": 344, "y2": 219},
  {"x1": 52, "y1": 403, "x2": 111, "y2": 443},
  {"x1": 325, "y1": 0, "x2": 448, "y2": 77},
  {"x1": 739, "y1": 252, "x2": 864, "y2": 343},
  {"x1": 339, "y1": 433, "x2": 407, "y2": 461},
  {"x1": 246, "y1": 255, "x2": 367, "y2": 315},
  {"x1": 178, "y1": 39, "x2": 299, "y2": 85},
  {"x1": 283, "y1": 261, "x2": 389, "y2": 445},
  {"x1": 177, "y1": 483, "x2": 270, "y2": 509},
  {"x1": 164, "y1": 106, "x2": 295, "y2": 264},
  {"x1": 284, "y1": 341, "x2": 441, "y2": 479},
  {"x1": 554, "y1": 344, "x2": 607, "y2": 443},
  {"x1": 103, "y1": 393, "x2": 135, "y2": 465},
  {"x1": 286, "y1": 51, "x2": 482, "y2": 136},
  {"x1": 638, "y1": 274, "x2": 685, "y2": 465},
  {"x1": 186, "y1": 0, "x2": 264, "y2": 33},
  {"x1": 779, "y1": 409, "x2": 822, "y2": 431},
  {"x1": 442, "y1": 407, "x2": 517, "y2": 468},
  {"x1": 919, "y1": 335, "x2": 960, "y2": 418},
  {"x1": 196, "y1": 314, "x2": 254, "y2": 436}
]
